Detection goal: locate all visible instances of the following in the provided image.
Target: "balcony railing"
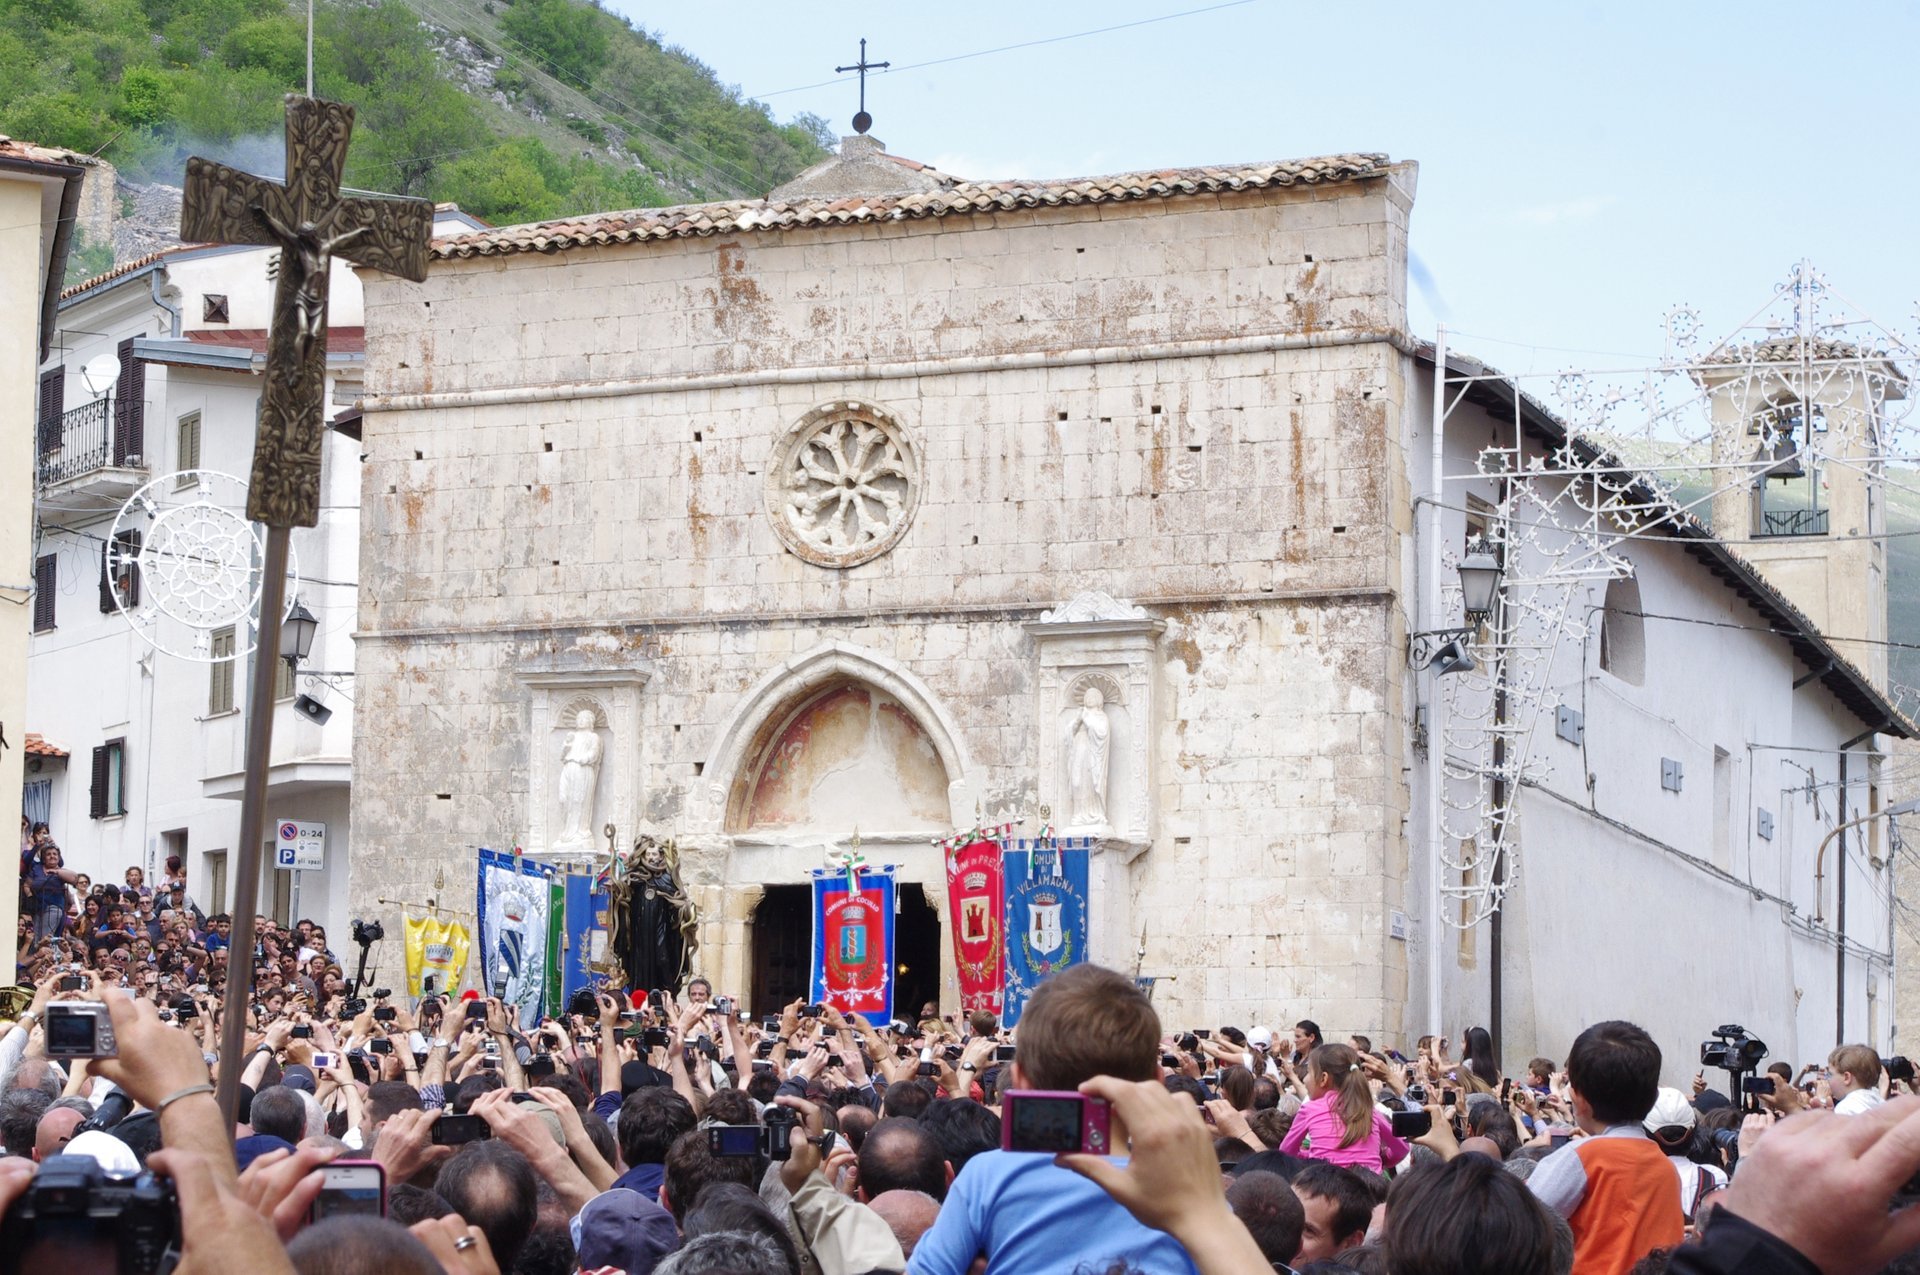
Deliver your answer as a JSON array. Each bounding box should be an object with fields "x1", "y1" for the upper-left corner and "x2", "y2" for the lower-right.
[
  {"x1": 1755, "y1": 506, "x2": 1830, "y2": 537},
  {"x1": 37, "y1": 398, "x2": 145, "y2": 487}
]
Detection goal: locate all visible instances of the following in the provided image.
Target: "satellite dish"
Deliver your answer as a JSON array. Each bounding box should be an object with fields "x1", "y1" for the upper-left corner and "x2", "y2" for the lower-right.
[{"x1": 80, "y1": 354, "x2": 120, "y2": 398}]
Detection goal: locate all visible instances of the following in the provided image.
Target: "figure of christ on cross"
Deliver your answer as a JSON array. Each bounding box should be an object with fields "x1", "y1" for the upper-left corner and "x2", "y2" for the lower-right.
[
  {"x1": 180, "y1": 95, "x2": 434, "y2": 528},
  {"x1": 178, "y1": 95, "x2": 434, "y2": 1141}
]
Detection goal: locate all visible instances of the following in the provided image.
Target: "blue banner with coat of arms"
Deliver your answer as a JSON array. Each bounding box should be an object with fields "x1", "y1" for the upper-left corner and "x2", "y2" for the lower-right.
[{"x1": 1001, "y1": 839, "x2": 1090, "y2": 1028}]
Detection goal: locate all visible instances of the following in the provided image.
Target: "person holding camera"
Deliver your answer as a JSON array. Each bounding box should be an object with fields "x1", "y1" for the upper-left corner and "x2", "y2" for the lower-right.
[{"x1": 906, "y1": 963, "x2": 1206, "y2": 1275}]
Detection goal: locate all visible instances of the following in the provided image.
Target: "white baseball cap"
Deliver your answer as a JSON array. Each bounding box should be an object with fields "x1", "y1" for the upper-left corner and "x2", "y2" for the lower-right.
[
  {"x1": 1247, "y1": 1026, "x2": 1273, "y2": 1049},
  {"x1": 1643, "y1": 1087, "x2": 1697, "y2": 1136}
]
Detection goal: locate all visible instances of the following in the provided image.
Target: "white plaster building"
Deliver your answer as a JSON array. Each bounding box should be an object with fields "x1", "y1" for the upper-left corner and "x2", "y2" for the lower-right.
[
  {"x1": 1, "y1": 137, "x2": 86, "y2": 948},
  {"x1": 349, "y1": 138, "x2": 1904, "y2": 1076},
  {"x1": 1411, "y1": 351, "x2": 1904, "y2": 1079},
  {"x1": 28, "y1": 207, "x2": 482, "y2": 936}
]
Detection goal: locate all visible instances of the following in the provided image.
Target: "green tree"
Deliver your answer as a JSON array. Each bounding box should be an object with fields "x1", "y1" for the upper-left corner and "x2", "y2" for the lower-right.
[{"x1": 497, "y1": 0, "x2": 608, "y2": 84}]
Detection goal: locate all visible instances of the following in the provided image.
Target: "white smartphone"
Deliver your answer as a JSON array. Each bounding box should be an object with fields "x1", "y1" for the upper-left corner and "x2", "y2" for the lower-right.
[{"x1": 310, "y1": 1160, "x2": 386, "y2": 1221}]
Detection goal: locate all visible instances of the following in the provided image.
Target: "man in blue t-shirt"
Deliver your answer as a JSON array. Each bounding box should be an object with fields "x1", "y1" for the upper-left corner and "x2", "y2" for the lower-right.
[{"x1": 907, "y1": 964, "x2": 1200, "y2": 1275}]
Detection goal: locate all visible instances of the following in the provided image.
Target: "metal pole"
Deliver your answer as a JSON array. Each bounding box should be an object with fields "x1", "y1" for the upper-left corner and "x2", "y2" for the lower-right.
[
  {"x1": 1837, "y1": 749, "x2": 1848, "y2": 1045},
  {"x1": 1426, "y1": 326, "x2": 1448, "y2": 1036},
  {"x1": 305, "y1": 0, "x2": 313, "y2": 98},
  {"x1": 216, "y1": 525, "x2": 290, "y2": 1133}
]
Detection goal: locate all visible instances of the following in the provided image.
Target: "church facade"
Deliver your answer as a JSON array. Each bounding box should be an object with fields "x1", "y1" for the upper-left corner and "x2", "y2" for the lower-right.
[
  {"x1": 351, "y1": 138, "x2": 1905, "y2": 1058},
  {"x1": 352, "y1": 142, "x2": 1423, "y2": 1033}
]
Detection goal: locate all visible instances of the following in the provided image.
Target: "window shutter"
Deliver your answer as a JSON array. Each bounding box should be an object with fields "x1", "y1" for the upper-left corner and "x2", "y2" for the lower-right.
[
  {"x1": 99, "y1": 538, "x2": 113, "y2": 612},
  {"x1": 37, "y1": 369, "x2": 62, "y2": 455},
  {"x1": 89, "y1": 745, "x2": 110, "y2": 819},
  {"x1": 113, "y1": 338, "x2": 145, "y2": 466},
  {"x1": 32, "y1": 555, "x2": 55, "y2": 633}
]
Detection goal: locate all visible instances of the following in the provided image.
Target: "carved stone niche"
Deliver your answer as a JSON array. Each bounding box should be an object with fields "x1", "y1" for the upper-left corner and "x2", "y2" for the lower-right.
[
  {"x1": 517, "y1": 653, "x2": 651, "y2": 862},
  {"x1": 1026, "y1": 592, "x2": 1163, "y2": 860}
]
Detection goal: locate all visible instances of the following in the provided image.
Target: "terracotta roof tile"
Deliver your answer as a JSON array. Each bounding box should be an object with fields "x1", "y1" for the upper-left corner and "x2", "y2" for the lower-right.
[
  {"x1": 59, "y1": 244, "x2": 220, "y2": 301},
  {"x1": 184, "y1": 327, "x2": 366, "y2": 355},
  {"x1": 23, "y1": 734, "x2": 65, "y2": 759},
  {"x1": 434, "y1": 152, "x2": 1393, "y2": 262}
]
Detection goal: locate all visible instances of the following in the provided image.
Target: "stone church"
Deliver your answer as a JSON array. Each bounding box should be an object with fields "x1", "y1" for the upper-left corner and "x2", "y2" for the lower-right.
[{"x1": 350, "y1": 132, "x2": 1425, "y2": 1033}]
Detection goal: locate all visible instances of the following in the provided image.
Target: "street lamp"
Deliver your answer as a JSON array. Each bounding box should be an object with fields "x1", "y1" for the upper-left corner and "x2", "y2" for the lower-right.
[
  {"x1": 1411, "y1": 539, "x2": 1506, "y2": 676},
  {"x1": 281, "y1": 599, "x2": 317, "y2": 667},
  {"x1": 1458, "y1": 539, "x2": 1503, "y2": 621},
  {"x1": 1814, "y1": 795, "x2": 1920, "y2": 924}
]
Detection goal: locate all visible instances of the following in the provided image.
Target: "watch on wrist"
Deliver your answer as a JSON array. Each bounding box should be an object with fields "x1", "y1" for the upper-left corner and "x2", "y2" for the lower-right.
[{"x1": 961, "y1": 1062, "x2": 977, "y2": 1072}]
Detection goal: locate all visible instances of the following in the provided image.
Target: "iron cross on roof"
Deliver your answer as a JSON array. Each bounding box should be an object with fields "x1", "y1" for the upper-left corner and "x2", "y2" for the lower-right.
[
  {"x1": 179, "y1": 95, "x2": 433, "y2": 528},
  {"x1": 835, "y1": 37, "x2": 890, "y2": 135}
]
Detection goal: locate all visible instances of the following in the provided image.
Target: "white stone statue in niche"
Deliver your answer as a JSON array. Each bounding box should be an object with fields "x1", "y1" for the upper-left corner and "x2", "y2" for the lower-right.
[
  {"x1": 1065, "y1": 686, "x2": 1112, "y2": 829},
  {"x1": 553, "y1": 709, "x2": 603, "y2": 851}
]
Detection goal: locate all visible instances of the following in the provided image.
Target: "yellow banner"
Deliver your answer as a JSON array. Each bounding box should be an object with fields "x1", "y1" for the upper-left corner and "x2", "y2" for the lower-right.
[{"x1": 404, "y1": 913, "x2": 471, "y2": 999}]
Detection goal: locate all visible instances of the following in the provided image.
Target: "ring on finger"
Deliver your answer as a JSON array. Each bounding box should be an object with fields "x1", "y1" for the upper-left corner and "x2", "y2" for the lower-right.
[{"x1": 454, "y1": 1236, "x2": 477, "y2": 1252}]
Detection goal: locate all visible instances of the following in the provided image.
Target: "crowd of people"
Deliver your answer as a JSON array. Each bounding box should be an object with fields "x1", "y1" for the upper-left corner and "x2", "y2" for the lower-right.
[{"x1": 7, "y1": 828, "x2": 1920, "y2": 1274}]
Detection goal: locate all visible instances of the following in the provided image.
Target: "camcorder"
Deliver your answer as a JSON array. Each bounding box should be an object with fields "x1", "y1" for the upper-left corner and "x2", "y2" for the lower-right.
[
  {"x1": 707, "y1": 1108, "x2": 801, "y2": 1161},
  {"x1": 1699, "y1": 1024, "x2": 1767, "y2": 1072},
  {"x1": 1000, "y1": 1090, "x2": 1112, "y2": 1155},
  {"x1": 0, "y1": 1153, "x2": 180, "y2": 1275}
]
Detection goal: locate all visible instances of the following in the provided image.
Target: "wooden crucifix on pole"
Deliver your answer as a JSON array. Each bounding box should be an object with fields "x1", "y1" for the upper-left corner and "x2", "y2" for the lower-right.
[{"x1": 179, "y1": 95, "x2": 433, "y2": 1134}]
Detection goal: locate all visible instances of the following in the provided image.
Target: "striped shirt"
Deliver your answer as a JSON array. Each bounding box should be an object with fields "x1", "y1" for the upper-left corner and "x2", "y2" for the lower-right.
[{"x1": 1530, "y1": 1125, "x2": 1685, "y2": 1275}]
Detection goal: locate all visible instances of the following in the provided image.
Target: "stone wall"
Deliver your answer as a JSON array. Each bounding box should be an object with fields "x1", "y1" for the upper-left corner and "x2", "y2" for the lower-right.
[{"x1": 353, "y1": 169, "x2": 1417, "y2": 1036}]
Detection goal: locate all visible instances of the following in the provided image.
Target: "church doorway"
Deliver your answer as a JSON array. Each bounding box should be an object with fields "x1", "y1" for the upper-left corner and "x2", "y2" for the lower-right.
[
  {"x1": 747, "y1": 882, "x2": 945, "y2": 1022},
  {"x1": 750, "y1": 886, "x2": 810, "y2": 1017},
  {"x1": 894, "y1": 884, "x2": 941, "y2": 1024}
]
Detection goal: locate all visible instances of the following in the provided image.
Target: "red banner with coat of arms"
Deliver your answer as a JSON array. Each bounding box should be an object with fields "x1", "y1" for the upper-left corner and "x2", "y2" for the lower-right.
[{"x1": 944, "y1": 840, "x2": 1005, "y2": 1014}]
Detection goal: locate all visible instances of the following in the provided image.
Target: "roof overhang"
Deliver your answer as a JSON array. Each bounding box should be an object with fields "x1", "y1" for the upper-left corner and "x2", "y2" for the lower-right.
[
  {"x1": 0, "y1": 147, "x2": 85, "y2": 361},
  {"x1": 1418, "y1": 343, "x2": 1911, "y2": 740},
  {"x1": 202, "y1": 757, "x2": 350, "y2": 801}
]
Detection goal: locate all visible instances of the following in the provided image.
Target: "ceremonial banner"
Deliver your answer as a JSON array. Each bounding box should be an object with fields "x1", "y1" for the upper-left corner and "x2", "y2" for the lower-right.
[
  {"x1": 945, "y1": 840, "x2": 1005, "y2": 1014},
  {"x1": 810, "y1": 866, "x2": 896, "y2": 1020},
  {"x1": 1001, "y1": 840, "x2": 1090, "y2": 1029},
  {"x1": 477, "y1": 848, "x2": 554, "y2": 1029},
  {"x1": 560, "y1": 872, "x2": 609, "y2": 1008},
  {"x1": 545, "y1": 875, "x2": 565, "y2": 1019},
  {"x1": 402, "y1": 912, "x2": 470, "y2": 999}
]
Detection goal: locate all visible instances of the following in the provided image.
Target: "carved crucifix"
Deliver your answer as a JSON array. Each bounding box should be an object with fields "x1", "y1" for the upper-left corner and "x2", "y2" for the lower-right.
[
  {"x1": 181, "y1": 95, "x2": 434, "y2": 1137},
  {"x1": 180, "y1": 95, "x2": 434, "y2": 527}
]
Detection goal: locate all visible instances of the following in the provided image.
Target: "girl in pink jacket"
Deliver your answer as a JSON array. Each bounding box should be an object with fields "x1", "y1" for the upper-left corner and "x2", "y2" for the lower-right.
[{"x1": 1278, "y1": 1043, "x2": 1411, "y2": 1173}]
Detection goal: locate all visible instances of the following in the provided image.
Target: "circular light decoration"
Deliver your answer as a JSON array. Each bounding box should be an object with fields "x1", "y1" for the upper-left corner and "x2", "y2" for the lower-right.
[
  {"x1": 764, "y1": 400, "x2": 921, "y2": 568},
  {"x1": 106, "y1": 470, "x2": 300, "y2": 663}
]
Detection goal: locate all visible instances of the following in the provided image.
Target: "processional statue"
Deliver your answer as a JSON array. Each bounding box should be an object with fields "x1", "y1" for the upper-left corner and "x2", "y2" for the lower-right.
[
  {"x1": 608, "y1": 835, "x2": 698, "y2": 994},
  {"x1": 182, "y1": 95, "x2": 435, "y2": 1129}
]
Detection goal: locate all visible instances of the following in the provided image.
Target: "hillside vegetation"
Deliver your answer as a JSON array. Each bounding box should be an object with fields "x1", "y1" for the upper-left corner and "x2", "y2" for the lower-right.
[{"x1": 0, "y1": 0, "x2": 829, "y2": 239}]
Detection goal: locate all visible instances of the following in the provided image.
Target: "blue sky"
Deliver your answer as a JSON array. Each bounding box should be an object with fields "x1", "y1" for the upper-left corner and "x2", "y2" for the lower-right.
[{"x1": 622, "y1": 0, "x2": 1918, "y2": 383}]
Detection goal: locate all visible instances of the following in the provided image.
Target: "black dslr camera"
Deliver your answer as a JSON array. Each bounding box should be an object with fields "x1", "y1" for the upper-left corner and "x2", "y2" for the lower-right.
[
  {"x1": 0, "y1": 1153, "x2": 181, "y2": 1275},
  {"x1": 351, "y1": 919, "x2": 384, "y2": 946},
  {"x1": 1700, "y1": 1024, "x2": 1767, "y2": 1071},
  {"x1": 567, "y1": 988, "x2": 601, "y2": 1020}
]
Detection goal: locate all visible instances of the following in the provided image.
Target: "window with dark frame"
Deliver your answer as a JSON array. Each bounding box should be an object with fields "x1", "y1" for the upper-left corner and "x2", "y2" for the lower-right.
[
  {"x1": 89, "y1": 738, "x2": 126, "y2": 819},
  {"x1": 99, "y1": 530, "x2": 141, "y2": 613},
  {"x1": 32, "y1": 555, "x2": 55, "y2": 633}
]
